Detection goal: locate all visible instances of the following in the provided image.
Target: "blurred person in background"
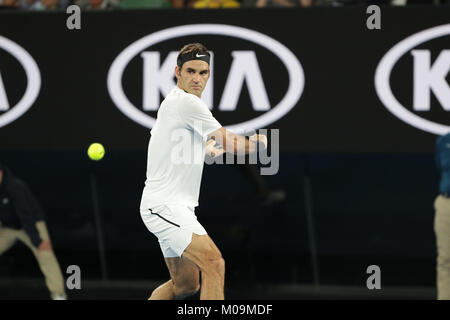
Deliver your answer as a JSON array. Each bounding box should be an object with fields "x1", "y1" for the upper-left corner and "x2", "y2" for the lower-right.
[
  {"x1": 390, "y1": 0, "x2": 447, "y2": 4},
  {"x1": 0, "y1": 162, "x2": 67, "y2": 300},
  {"x1": 191, "y1": 0, "x2": 240, "y2": 8},
  {"x1": 247, "y1": 0, "x2": 450, "y2": 8},
  {"x1": 434, "y1": 133, "x2": 450, "y2": 300},
  {"x1": 247, "y1": 0, "x2": 348, "y2": 7},
  {"x1": 20, "y1": 0, "x2": 71, "y2": 10},
  {"x1": 75, "y1": 0, "x2": 119, "y2": 9},
  {"x1": 253, "y1": 0, "x2": 312, "y2": 6},
  {"x1": 0, "y1": 0, "x2": 20, "y2": 8},
  {"x1": 372, "y1": 0, "x2": 446, "y2": 4},
  {"x1": 119, "y1": 0, "x2": 171, "y2": 8}
]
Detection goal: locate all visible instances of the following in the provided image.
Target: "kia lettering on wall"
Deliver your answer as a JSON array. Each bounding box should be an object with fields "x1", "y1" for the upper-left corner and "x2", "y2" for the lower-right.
[
  {"x1": 375, "y1": 24, "x2": 450, "y2": 136},
  {"x1": 0, "y1": 35, "x2": 41, "y2": 128},
  {"x1": 107, "y1": 24, "x2": 304, "y2": 134}
]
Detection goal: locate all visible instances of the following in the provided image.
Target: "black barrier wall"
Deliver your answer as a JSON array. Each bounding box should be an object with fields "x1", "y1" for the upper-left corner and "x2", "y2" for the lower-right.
[
  {"x1": 0, "y1": 150, "x2": 439, "y2": 287},
  {"x1": 0, "y1": 8, "x2": 449, "y2": 152}
]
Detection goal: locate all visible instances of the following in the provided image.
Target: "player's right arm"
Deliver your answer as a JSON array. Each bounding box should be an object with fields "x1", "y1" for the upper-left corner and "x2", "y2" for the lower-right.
[
  {"x1": 177, "y1": 95, "x2": 267, "y2": 154},
  {"x1": 208, "y1": 127, "x2": 267, "y2": 154}
]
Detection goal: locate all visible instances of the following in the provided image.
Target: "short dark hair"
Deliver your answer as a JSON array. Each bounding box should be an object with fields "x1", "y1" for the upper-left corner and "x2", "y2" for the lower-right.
[{"x1": 177, "y1": 43, "x2": 210, "y2": 69}]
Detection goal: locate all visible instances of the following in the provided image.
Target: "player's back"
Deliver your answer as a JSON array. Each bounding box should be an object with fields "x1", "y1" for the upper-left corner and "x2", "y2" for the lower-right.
[{"x1": 147, "y1": 90, "x2": 182, "y2": 167}]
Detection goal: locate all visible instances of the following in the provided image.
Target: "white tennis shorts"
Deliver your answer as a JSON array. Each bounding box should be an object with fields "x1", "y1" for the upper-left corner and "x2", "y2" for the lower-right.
[{"x1": 140, "y1": 204, "x2": 207, "y2": 258}]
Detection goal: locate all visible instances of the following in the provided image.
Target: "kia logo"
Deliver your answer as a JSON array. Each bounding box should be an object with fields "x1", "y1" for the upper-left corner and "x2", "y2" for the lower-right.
[
  {"x1": 107, "y1": 24, "x2": 304, "y2": 133},
  {"x1": 0, "y1": 35, "x2": 41, "y2": 128},
  {"x1": 375, "y1": 24, "x2": 450, "y2": 135}
]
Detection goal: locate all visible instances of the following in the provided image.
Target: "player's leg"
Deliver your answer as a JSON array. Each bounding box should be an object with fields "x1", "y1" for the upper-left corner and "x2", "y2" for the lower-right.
[
  {"x1": 16, "y1": 223, "x2": 67, "y2": 300},
  {"x1": 0, "y1": 227, "x2": 18, "y2": 255},
  {"x1": 434, "y1": 195, "x2": 450, "y2": 300},
  {"x1": 148, "y1": 280, "x2": 174, "y2": 300},
  {"x1": 142, "y1": 205, "x2": 211, "y2": 299},
  {"x1": 182, "y1": 233, "x2": 225, "y2": 300},
  {"x1": 149, "y1": 255, "x2": 200, "y2": 300}
]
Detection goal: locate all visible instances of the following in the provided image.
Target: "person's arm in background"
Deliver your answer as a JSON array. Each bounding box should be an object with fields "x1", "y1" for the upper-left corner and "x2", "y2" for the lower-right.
[
  {"x1": 10, "y1": 180, "x2": 51, "y2": 251},
  {"x1": 26, "y1": 184, "x2": 52, "y2": 251},
  {"x1": 208, "y1": 127, "x2": 267, "y2": 155}
]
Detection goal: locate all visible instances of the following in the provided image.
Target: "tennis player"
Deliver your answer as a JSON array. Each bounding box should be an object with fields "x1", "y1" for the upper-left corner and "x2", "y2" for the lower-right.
[{"x1": 140, "y1": 43, "x2": 267, "y2": 300}]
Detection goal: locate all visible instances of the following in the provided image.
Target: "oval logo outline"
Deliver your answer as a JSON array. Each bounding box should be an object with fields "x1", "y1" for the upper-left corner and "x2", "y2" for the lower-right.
[
  {"x1": 374, "y1": 24, "x2": 450, "y2": 135},
  {"x1": 0, "y1": 35, "x2": 41, "y2": 128},
  {"x1": 107, "y1": 24, "x2": 304, "y2": 133}
]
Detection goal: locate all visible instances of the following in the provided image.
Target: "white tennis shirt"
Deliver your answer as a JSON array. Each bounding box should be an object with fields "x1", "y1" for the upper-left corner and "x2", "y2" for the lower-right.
[{"x1": 140, "y1": 86, "x2": 222, "y2": 210}]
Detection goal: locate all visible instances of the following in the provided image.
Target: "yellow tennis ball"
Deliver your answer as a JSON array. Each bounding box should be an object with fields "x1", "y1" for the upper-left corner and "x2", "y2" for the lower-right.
[{"x1": 87, "y1": 143, "x2": 105, "y2": 161}]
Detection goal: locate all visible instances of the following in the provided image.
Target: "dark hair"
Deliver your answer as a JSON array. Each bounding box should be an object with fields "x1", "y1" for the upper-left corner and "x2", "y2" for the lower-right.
[{"x1": 177, "y1": 43, "x2": 210, "y2": 69}]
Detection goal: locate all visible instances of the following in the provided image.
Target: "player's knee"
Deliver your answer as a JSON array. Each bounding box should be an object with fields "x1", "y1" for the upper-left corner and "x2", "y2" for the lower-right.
[{"x1": 174, "y1": 281, "x2": 200, "y2": 299}]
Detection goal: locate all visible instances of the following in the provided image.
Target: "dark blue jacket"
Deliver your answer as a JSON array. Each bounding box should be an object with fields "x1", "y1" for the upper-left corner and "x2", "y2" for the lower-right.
[
  {"x1": 435, "y1": 133, "x2": 450, "y2": 194},
  {"x1": 0, "y1": 165, "x2": 45, "y2": 247}
]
